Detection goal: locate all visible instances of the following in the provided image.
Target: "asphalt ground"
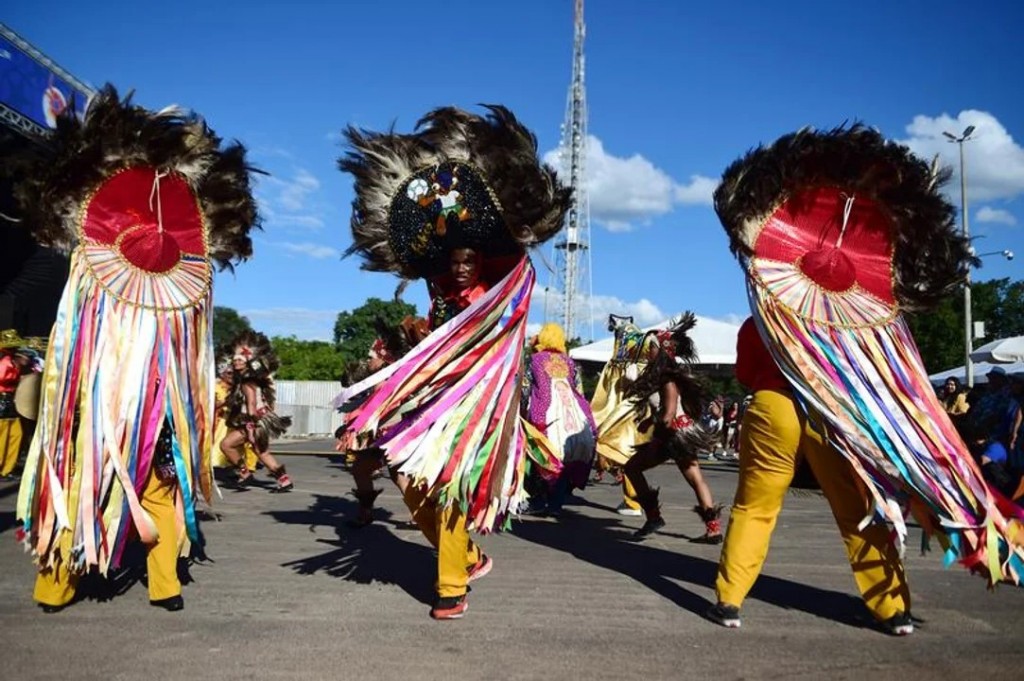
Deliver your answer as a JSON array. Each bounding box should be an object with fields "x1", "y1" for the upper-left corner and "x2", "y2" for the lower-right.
[{"x1": 1, "y1": 444, "x2": 1022, "y2": 680}]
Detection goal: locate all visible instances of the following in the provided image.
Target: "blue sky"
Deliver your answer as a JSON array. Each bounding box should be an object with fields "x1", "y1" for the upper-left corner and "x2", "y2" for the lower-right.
[{"x1": 7, "y1": 0, "x2": 1023, "y2": 342}]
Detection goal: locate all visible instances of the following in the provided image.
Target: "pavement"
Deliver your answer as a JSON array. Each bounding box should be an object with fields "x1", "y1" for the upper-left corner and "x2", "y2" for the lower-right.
[{"x1": 1, "y1": 445, "x2": 1022, "y2": 681}]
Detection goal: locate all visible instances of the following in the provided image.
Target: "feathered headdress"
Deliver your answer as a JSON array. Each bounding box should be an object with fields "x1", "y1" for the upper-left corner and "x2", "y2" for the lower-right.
[
  {"x1": 229, "y1": 329, "x2": 280, "y2": 378},
  {"x1": 339, "y1": 105, "x2": 571, "y2": 280},
  {"x1": 16, "y1": 85, "x2": 260, "y2": 575},
  {"x1": 715, "y1": 124, "x2": 974, "y2": 313},
  {"x1": 625, "y1": 313, "x2": 706, "y2": 424},
  {"x1": 714, "y1": 124, "x2": 1023, "y2": 585}
]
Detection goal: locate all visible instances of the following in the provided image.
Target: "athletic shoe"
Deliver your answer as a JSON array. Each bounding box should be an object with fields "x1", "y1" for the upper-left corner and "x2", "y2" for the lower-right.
[
  {"x1": 881, "y1": 612, "x2": 914, "y2": 636},
  {"x1": 690, "y1": 532, "x2": 724, "y2": 545},
  {"x1": 706, "y1": 602, "x2": 741, "y2": 628},
  {"x1": 467, "y1": 554, "x2": 493, "y2": 583},
  {"x1": 615, "y1": 503, "x2": 642, "y2": 517},
  {"x1": 430, "y1": 595, "x2": 468, "y2": 620},
  {"x1": 270, "y1": 475, "x2": 293, "y2": 493}
]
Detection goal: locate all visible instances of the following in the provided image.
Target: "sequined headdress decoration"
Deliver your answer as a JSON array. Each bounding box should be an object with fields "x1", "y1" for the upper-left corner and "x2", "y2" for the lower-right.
[{"x1": 339, "y1": 106, "x2": 571, "y2": 280}]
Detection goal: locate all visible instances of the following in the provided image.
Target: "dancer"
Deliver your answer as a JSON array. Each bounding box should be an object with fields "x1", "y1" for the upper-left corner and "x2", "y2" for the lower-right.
[
  {"x1": 589, "y1": 315, "x2": 654, "y2": 516},
  {"x1": 523, "y1": 323, "x2": 597, "y2": 516},
  {"x1": 621, "y1": 314, "x2": 723, "y2": 543},
  {"x1": 0, "y1": 330, "x2": 30, "y2": 479},
  {"x1": 707, "y1": 125, "x2": 1024, "y2": 633},
  {"x1": 334, "y1": 105, "x2": 569, "y2": 619},
  {"x1": 15, "y1": 86, "x2": 259, "y2": 611},
  {"x1": 340, "y1": 315, "x2": 426, "y2": 527},
  {"x1": 211, "y1": 359, "x2": 259, "y2": 473},
  {"x1": 220, "y1": 331, "x2": 293, "y2": 492}
]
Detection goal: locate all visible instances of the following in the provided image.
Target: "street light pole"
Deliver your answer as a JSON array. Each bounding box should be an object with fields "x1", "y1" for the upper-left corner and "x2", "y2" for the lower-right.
[{"x1": 944, "y1": 126, "x2": 976, "y2": 387}]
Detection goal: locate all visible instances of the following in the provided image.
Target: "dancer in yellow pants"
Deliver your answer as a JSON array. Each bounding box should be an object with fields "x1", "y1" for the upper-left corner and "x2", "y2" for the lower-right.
[
  {"x1": 0, "y1": 332, "x2": 29, "y2": 478},
  {"x1": 14, "y1": 87, "x2": 257, "y2": 615},
  {"x1": 34, "y1": 466, "x2": 183, "y2": 611},
  {"x1": 402, "y1": 483, "x2": 487, "y2": 598},
  {"x1": 707, "y1": 318, "x2": 911, "y2": 634}
]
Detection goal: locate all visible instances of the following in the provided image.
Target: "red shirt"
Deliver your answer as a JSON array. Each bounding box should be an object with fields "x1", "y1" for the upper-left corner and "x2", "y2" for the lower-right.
[
  {"x1": 735, "y1": 317, "x2": 790, "y2": 393},
  {"x1": 0, "y1": 355, "x2": 20, "y2": 393},
  {"x1": 428, "y1": 282, "x2": 488, "y2": 329}
]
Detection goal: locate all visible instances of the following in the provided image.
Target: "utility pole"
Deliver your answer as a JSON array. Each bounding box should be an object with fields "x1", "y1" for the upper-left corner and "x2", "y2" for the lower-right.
[{"x1": 943, "y1": 125, "x2": 975, "y2": 386}]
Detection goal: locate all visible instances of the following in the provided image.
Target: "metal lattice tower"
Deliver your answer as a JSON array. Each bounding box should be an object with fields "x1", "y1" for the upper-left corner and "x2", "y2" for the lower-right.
[{"x1": 547, "y1": 0, "x2": 594, "y2": 342}]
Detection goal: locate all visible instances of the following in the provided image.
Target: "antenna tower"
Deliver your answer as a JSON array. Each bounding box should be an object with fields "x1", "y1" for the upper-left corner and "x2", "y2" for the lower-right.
[{"x1": 548, "y1": 0, "x2": 593, "y2": 342}]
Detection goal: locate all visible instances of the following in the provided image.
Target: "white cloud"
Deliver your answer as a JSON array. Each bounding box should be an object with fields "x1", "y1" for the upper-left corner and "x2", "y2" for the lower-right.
[
  {"x1": 277, "y1": 241, "x2": 340, "y2": 259},
  {"x1": 242, "y1": 307, "x2": 337, "y2": 341},
  {"x1": 674, "y1": 176, "x2": 718, "y2": 205},
  {"x1": 255, "y1": 168, "x2": 328, "y2": 232},
  {"x1": 545, "y1": 135, "x2": 716, "y2": 231},
  {"x1": 899, "y1": 110, "x2": 1024, "y2": 202},
  {"x1": 531, "y1": 286, "x2": 666, "y2": 338},
  {"x1": 274, "y1": 170, "x2": 321, "y2": 211},
  {"x1": 975, "y1": 206, "x2": 1017, "y2": 226}
]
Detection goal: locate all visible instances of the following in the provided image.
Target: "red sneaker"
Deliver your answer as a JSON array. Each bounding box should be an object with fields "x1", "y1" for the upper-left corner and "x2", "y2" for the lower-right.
[
  {"x1": 467, "y1": 554, "x2": 493, "y2": 583},
  {"x1": 430, "y1": 595, "x2": 468, "y2": 620},
  {"x1": 270, "y1": 474, "x2": 293, "y2": 493}
]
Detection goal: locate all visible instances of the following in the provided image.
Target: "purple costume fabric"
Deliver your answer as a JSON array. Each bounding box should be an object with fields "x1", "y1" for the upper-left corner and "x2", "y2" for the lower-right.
[{"x1": 526, "y1": 351, "x2": 597, "y2": 489}]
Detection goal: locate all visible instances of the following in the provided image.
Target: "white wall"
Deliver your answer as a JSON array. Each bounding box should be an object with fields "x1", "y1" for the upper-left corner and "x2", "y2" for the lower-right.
[{"x1": 275, "y1": 380, "x2": 344, "y2": 436}]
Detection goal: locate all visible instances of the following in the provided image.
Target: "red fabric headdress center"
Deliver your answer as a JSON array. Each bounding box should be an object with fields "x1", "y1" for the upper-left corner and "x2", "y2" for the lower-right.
[
  {"x1": 754, "y1": 187, "x2": 894, "y2": 304},
  {"x1": 83, "y1": 167, "x2": 205, "y2": 273}
]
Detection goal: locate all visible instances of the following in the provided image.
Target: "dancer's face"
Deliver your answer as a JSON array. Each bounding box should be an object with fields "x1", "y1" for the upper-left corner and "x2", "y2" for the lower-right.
[
  {"x1": 450, "y1": 248, "x2": 480, "y2": 290},
  {"x1": 232, "y1": 357, "x2": 246, "y2": 372}
]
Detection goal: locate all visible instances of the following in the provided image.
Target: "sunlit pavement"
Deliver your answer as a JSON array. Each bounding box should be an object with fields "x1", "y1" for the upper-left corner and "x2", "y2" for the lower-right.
[{"x1": 1, "y1": 447, "x2": 1021, "y2": 680}]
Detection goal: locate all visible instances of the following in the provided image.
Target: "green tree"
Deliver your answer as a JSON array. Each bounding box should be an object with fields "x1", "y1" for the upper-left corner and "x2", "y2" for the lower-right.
[
  {"x1": 333, "y1": 297, "x2": 417, "y2": 364},
  {"x1": 212, "y1": 306, "x2": 252, "y2": 350},
  {"x1": 271, "y1": 336, "x2": 347, "y2": 381},
  {"x1": 906, "y1": 277, "x2": 1024, "y2": 372}
]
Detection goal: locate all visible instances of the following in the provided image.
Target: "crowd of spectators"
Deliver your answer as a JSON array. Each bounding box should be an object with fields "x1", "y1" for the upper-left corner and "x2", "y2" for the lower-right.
[{"x1": 939, "y1": 368, "x2": 1024, "y2": 500}]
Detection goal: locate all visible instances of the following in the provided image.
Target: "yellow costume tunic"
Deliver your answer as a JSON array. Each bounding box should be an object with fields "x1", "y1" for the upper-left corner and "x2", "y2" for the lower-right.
[
  {"x1": 211, "y1": 378, "x2": 258, "y2": 470},
  {"x1": 589, "y1": 322, "x2": 658, "y2": 508}
]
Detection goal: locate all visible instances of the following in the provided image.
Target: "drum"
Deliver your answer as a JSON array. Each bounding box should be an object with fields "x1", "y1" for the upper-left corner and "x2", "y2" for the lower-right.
[{"x1": 14, "y1": 372, "x2": 41, "y2": 420}]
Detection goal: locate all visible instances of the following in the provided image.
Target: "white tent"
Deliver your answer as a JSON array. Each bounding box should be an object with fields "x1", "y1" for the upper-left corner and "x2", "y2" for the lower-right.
[
  {"x1": 970, "y1": 335, "x2": 1024, "y2": 364},
  {"x1": 569, "y1": 315, "x2": 740, "y2": 366},
  {"x1": 929, "y1": 360, "x2": 1024, "y2": 385}
]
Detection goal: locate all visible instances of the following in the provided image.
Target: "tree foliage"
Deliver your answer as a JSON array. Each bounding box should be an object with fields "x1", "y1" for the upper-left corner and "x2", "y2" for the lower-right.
[
  {"x1": 212, "y1": 306, "x2": 253, "y2": 350},
  {"x1": 271, "y1": 336, "x2": 347, "y2": 381},
  {"x1": 906, "y1": 277, "x2": 1024, "y2": 372},
  {"x1": 333, "y1": 297, "x2": 417, "y2": 365}
]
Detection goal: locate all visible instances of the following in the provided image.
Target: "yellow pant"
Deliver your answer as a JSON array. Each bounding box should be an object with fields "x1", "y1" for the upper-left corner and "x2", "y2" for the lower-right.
[
  {"x1": 402, "y1": 483, "x2": 482, "y2": 598},
  {"x1": 34, "y1": 467, "x2": 182, "y2": 606},
  {"x1": 621, "y1": 476, "x2": 640, "y2": 510},
  {"x1": 0, "y1": 417, "x2": 22, "y2": 476},
  {"x1": 715, "y1": 389, "x2": 910, "y2": 621}
]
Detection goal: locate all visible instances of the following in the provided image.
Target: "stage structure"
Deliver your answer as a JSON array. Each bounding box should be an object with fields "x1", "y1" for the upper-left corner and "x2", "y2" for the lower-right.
[{"x1": 0, "y1": 23, "x2": 94, "y2": 335}]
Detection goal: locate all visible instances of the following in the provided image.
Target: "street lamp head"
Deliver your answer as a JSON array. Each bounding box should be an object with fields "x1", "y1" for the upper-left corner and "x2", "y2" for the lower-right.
[
  {"x1": 963, "y1": 125, "x2": 976, "y2": 139},
  {"x1": 943, "y1": 131, "x2": 958, "y2": 141},
  {"x1": 1005, "y1": 250, "x2": 1014, "y2": 261}
]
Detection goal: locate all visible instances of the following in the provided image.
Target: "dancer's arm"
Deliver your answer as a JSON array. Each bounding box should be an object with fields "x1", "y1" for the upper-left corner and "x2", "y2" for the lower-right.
[{"x1": 660, "y1": 381, "x2": 680, "y2": 429}]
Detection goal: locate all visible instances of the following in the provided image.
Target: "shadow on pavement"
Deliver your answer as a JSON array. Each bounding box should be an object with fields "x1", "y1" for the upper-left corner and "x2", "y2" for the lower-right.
[
  {"x1": 513, "y1": 509, "x2": 873, "y2": 630},
  {"x1": 267, "y1": 493, "x2": 435, "y2": 605}
]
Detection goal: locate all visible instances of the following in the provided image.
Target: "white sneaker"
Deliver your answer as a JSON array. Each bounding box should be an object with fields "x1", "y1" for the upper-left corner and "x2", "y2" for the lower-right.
[{"x1": 615, "y1": 503, "x2": 642, "y2": 517}]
